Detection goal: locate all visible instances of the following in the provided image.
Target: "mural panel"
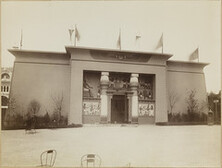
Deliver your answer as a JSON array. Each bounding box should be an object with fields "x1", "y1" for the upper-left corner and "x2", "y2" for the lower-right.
[
  {"x1": 139, "y1": 102, "x2": 155, "y2": 117},
  {"x1": 83, "y1": 100, "x2": 101, "y2": 115},
  {"x1": 83, "y1": 71, "x2": 101, "y2": 98},
  {"x1": 138, "y1": 74, "x2": 155, "y2": 100}
]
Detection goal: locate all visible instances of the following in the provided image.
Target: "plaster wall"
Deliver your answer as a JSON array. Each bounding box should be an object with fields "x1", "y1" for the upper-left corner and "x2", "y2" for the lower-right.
[
  {"x1": 10, "y1": 62, "x2": 71, "y2": 117},
  {"x1": 167, "y1": 62, "x2": 208, "y2": 114}
]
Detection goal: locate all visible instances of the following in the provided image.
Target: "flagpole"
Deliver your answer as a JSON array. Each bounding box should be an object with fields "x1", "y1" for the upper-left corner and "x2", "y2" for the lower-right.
[
  {"x1": 136, "y1": 31, "x2": 141, "y2": 51},
  {"x1": 20, "y1": 29, "x2": 23, "y2": 49},
  {"x1": 74, "y1": 24, "x2": 77, "y2": 47},
  {"x1": 162, "y1": 33, "x2": 163, "y2": 54},
  {"x1": 119, "y1": 28, "x2": 121, "y2": 50},
  {"x1": 162, "y1": 43, "x2": 163, "y2": 54}
]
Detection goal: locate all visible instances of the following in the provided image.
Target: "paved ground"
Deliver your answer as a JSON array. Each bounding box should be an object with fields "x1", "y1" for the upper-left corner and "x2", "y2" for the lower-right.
[{"x1": 1, "y1": 125, "x2": 221, "y2": 167}]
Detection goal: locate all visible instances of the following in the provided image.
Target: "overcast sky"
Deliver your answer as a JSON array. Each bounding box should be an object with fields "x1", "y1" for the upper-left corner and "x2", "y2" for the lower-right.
[{"x1": 1, "y1": 1, "x2": 221, "y2": 93}]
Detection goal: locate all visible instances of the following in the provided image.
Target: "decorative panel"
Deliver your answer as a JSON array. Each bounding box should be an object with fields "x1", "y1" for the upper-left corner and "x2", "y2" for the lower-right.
[
  {"x1": 139, "y1": 102, "x2": 155, "y2": 117},
  {"x1": 108, "y1": 72, "x2": 130, "y2": 91},
  {"x1": 83, "y1": 71, "x2": 101, "y2": 98},
  {"x1": 83, "y1": 99, "x2": 101, "y2": 115},
  {"x1": 138, "y1": 74, "x2": 155, "y2": 100},
  {"x1": 90, "y1": 50, "x2": 151, "y2": 62}
]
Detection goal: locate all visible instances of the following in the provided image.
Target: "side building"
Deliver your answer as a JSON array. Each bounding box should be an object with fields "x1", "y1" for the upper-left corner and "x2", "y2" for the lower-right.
[
  {"x1": 1, "y1": 67, "x2": 13, "y2": 128},
  {"x1": 8, "y1": 46, "x2": 209, "y2": 125}
]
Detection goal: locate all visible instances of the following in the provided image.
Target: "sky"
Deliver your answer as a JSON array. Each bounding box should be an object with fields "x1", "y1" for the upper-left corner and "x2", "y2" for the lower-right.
[{"x1": 1, "y1": 1, "x2": 221, "y2": 93}]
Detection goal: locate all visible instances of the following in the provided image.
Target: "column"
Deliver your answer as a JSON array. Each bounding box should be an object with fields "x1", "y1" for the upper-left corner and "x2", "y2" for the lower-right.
[
  {"x1": 100, "y1": 72, "x2": 109, "y2": 123},
  {"x1": 127, "y1": 92, "x2": 133, "y2": 123},
  {"x1": 107, "y1": 91, "x2": 114, "y2": 123},
  {"x1": 130, "y1": 73, "x2": 139, "y2": 123},
  {"x1": 69, "y1": 61, "x2": 83, "y2": 125}
]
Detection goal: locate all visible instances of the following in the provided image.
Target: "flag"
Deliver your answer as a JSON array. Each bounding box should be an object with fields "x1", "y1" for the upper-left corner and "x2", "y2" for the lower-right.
[
  {"x1": 68, "y1": 28, "x2": 74, "y2": 43},
  {"x1": 20, "y1": 29, "x2": 23, "y2": 49},
  {"x1": 189, "y1": 48, "x2": 199, "y2": 61},
  {"x1": 75, "y1": 25, "x2": 80, "y2": 41},
  {"x1": 136, "y1": 31, "x2": 141, "y2": 40},
  {"x1": 117, "y1": 28, "x2": 121, "y2": 50},
  {"x1": 156, "y1": 33, "x2": 163, "y2": 50}
]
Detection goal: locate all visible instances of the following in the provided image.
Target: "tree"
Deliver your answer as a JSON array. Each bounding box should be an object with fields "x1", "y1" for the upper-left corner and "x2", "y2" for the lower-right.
[
  {"x1": 186, "y1": 90, "x2": 198, "y2": 113},
  {"x1": 169, "y1": 91, "x2": 179, "y2": 114},
  {"x1": 43, "y1": 112, "x2": 50, "y2": 127},
  {"x1": 27, "y1": 100, "x2": 41, "y2": 129},
  {"x1": 28, "y1": 100, "x2": 41, "y2": 116},
  {"x1": 51, "y1": 92, "x2": 64, "y2": 123},
  {"x1": 208, "y1": 90, "x2": 221, "y2": 123},
  {"x1": 186, "y1": 90, "x2": 199, "y2": 122}
]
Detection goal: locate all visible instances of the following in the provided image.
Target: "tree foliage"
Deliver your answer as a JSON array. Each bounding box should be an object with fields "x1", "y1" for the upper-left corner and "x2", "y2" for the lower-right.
[
  {"x1": 169, "y1": 91, "x2": 179, "y2": 113},
  {"x1": 186, "y1": 90, "x2": 199, "y2": 114},
  {"x1": 27, "y1": 99, "x2": 41, "y2": 116}
]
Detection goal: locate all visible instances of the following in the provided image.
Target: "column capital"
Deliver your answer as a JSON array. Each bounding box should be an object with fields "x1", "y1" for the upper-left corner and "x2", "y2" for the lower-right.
[
  {"x1": 130, "y1": 73, "x2": 139, "y2": 87},
  {"x1": 101, "y1": 72, "x2": 109, "y2": 76},
  {"x1": 100, "y1": 72, "x2": 109, "y2": 86},
  {"x1": 131, "y1": 73, "x2": 139, "y2": 78}
]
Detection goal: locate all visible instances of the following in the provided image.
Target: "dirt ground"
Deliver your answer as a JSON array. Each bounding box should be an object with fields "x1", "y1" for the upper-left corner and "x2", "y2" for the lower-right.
[{"x1": 1, "y1": 125, "x2": 221, "y2": 167}]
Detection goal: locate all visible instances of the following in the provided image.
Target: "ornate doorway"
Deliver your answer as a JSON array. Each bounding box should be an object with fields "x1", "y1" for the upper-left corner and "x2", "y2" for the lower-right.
[{"x1": 111, "y1": 95, "x2": 128, "y2": 123}]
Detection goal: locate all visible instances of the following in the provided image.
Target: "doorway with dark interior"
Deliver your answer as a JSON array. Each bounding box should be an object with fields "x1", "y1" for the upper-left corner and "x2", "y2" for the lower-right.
[{"x1": 111, "y1": 95, "x2": 128, "y2": 123}]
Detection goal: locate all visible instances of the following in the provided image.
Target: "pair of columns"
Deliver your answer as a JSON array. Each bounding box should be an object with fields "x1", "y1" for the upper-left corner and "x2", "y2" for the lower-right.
[{"x1": 100, "y1": 72, "x2": 139, "y2": 123}]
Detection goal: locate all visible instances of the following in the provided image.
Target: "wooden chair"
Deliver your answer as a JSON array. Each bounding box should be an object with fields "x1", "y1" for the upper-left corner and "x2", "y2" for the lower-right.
[
  {"x1": 40, "y1": 149, "x2": 57, "y2": 167},
  {"x1": 81, "y1": 154, "x2": 101, "y2": 167}
]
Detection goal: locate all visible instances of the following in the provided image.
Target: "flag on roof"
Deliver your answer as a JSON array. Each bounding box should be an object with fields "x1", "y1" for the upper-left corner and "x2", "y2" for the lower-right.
[
  {"x1": 136, "y1": 31, "x2": 141, "y2": 40},
  {"x1": 20, "y1": 29, "x2": 23, "y2": 49},
  {"x1": 75, "y1": 25, "x2": 80, "y2": 41},
  {"x1": 189, "y1": 48, "x2": 199, "y2": 61},
  {"x1": 68, "y1": 28, "x2": 74, "y2": 42},
  {"x1": 156, "y1": 33, "x2": 163, "y2": 50},
  {"x1": 117, "y1": 28, "x2": 121, "y2": 50}
]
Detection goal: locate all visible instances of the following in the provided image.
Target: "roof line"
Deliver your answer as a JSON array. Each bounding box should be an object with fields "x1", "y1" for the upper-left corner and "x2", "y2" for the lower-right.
[
  {"x1": 168, "y1": 60, "x2": 209, "y2": 66},
  {"x1": 65, "y1": 45, "x2": 173, "y2": 57},
  {"x1": 8, "y1": 49, "x2": 67, "y2": 55}
]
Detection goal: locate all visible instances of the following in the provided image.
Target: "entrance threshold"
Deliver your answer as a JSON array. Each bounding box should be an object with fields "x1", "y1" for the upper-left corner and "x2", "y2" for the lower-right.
[{"x1": 83, "y1": 124, "x2": 138, "y2": 127}]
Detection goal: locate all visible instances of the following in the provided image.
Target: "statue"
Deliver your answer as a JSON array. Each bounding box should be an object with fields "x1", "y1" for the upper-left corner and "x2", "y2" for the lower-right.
[{"x1": 83, "y1": 78, "x2": 93, "y2": 97}]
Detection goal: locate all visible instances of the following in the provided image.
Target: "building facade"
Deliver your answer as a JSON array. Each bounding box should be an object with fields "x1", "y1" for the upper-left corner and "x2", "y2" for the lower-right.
[
  {"x1": 1, "y1": 67, "x2": 13, "y2": 128},
  {"x1": 8, "y1": 46, "x2": 208, "y2": 125}
]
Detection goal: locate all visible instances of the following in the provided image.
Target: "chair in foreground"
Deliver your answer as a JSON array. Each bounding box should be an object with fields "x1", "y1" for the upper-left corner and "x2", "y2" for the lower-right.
[
  {"x1": 81, "y1": 154, "x2": 101, "y2": 167},
  {"x1": 40, "y1": 149, "x2": 57, "y2": 167}
]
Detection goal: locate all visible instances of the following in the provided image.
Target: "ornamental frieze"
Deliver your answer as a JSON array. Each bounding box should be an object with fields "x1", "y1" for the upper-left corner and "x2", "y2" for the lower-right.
[{"x1": 90, "y1": 50, "x2": 151, "y2": 62}]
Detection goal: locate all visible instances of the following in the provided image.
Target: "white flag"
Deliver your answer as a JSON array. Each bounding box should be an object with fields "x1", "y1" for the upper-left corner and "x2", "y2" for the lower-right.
[
  {"x1": 75, "y1": 25, "x2": 80, "y2": 41},
  {"x1": 117, "y1": 29, "x2": 121, "y2": 50},
  {"x1": 189, "y1": 48, "x2": 199, "y2": 61},
  {"x1": 20, "y1": 29, "x2": 23, "y2": 49},
  {"x1": 68, "y1": 28, "x2": 74, "y2": 44},
  {"x1": 156, "y1": 33, "x2": 163, "y2": 50}
]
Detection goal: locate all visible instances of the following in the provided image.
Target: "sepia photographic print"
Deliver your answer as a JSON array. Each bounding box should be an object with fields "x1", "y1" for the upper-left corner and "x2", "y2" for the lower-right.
[{"x1": 1, "y1": 0, "x2": 221, "y2": 168}]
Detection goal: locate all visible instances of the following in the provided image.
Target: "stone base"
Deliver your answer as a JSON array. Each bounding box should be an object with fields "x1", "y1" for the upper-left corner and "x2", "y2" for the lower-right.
[
  {"x1": 138, "y1": 116, "x2": 155, "y2": 124},
  {"x1": 83, "y1": 115, "x2": 100, "y2": 124},
  {"x1": 131, "y1": 117, "x2": 138, "y2": 124},
  {"x1": 100, "y1": 116, "x2": 108, "y2": 124}
]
